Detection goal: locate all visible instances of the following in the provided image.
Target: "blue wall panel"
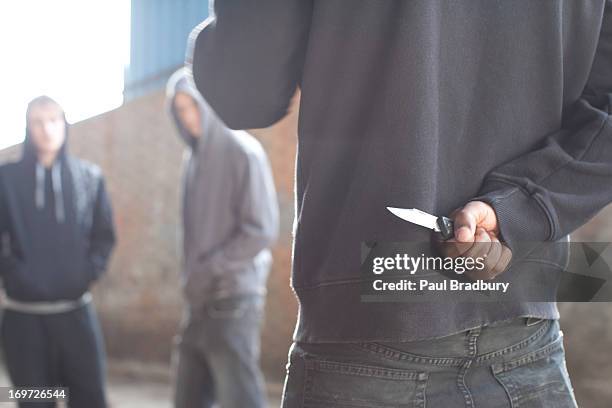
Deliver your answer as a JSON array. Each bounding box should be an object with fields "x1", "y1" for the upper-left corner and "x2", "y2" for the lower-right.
[{"x1": 125, "y1": 0, "x2": 209, "y2": 100}]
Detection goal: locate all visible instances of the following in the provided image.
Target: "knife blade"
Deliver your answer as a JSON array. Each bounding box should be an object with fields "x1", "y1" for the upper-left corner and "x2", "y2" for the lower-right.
[{"x1": 386, "y1": 207, "x2": 455, "y2": 240}]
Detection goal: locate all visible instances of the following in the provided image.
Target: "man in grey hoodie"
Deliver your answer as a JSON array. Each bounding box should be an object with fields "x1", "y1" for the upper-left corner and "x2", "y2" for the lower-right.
[{"x1": 166, "y1": 68, "x2": 279, "y2": 408}]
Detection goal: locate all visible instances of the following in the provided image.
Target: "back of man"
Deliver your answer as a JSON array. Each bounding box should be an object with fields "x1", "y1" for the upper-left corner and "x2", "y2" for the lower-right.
[{"x1": 190, "y1": 1, "x2": 612, "y2": 406}]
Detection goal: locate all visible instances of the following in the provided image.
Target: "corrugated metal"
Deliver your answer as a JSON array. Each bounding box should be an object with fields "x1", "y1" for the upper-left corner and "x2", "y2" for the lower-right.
[{"x1": 125, "y1": 0, "x2": 209, "y2": 100}]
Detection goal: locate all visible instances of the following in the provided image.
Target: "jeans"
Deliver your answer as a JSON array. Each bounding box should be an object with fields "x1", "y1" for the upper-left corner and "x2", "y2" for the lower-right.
[
  {"x1": 0, "y1": 303, "x2": 107, "y2": 408},
  {"x1": 173, "y1": 294, "x2": 268, "y2": 408},
  {"x1": 281, "y1": 317, "x2": 577, "y2": 407}
]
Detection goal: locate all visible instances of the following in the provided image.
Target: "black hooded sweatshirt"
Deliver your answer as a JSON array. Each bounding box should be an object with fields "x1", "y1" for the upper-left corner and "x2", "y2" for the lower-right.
[
  {"x1": 0, "y1": 120, "x2": 116, "y2": 302},
  {"x1": 190, "y1": 1, "x2": 612, "y2": 343}
]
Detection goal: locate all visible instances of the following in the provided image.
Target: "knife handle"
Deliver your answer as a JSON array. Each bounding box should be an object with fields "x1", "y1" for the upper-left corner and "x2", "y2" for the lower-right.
[{"x1": 436, "y1": 216, "x2": 455, "y2": 240}]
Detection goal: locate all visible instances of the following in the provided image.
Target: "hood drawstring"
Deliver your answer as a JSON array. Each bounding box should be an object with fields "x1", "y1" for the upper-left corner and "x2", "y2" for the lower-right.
[
  {"x1": 35, "y1": 163, "x2": 44, "y2": 210},
  {"x1": 52, "y1": 163, "x2": 65, "y2": 223},
  {"x1": 35, "y1": 162, "x2": 66, "y2": 223}
]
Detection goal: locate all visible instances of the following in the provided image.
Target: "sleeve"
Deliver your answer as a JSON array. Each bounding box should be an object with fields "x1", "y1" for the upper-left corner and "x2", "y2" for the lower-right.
[
  {"x1": 187, "y1": 0, "x2": 312, "y2": 129},
  {"x1": 0, "y1": 177, "x2": 10, "y2": 273},
  {"x1": 0, "y1": 169, "x2": 19, "y2": 277},
  {"x1": 202, "y1": 149, "x2": 280, "y2": 275},
  {"x1": 0, "y1": 173, "x2": 8, "y2": 243},
  {"x1": 472, "y1": 2, "x2": 612, "y2": 252},
  {"x1": 88, "y1": 176, "x2": 116, "y2": 281},
  {"x1": 0, "y1": 226, "x2": 15, "y2": 280}
]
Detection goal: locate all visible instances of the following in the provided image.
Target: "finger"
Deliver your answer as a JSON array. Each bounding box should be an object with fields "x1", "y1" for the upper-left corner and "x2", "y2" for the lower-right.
[
  {"x1": 483, "y1": 238, "x2": 503, "y2": 280},
  {"x1": 462, "y1": 228, "x2": 492, "y2": 260},
  {"x1": 435, "y1": 236, "x2": 461, "y2": 258},
  {"x1": 467, "y1": 236, "x2": 502, "y2": 281},
  {"x1": 455, "y1": 226, "x2": 491, "y2": 257},
  {"x1": 436, "y1": 227, "x2": 488, "y2": 259},
  {"x1": 490, "y1": 244, "x2": 513, "y2": 277}
]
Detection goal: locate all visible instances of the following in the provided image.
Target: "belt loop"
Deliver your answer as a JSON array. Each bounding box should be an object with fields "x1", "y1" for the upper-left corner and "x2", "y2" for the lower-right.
[{"x1": 466, "y1": 327, "x2": 481, "y2": 357}]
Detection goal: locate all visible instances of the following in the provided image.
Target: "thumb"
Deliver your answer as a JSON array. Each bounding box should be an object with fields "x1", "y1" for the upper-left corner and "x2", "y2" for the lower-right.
[
  {"x1": 454, "y1": 201, "x2": 489, "y2": 242},
  {"x1": 452, "y1": 207, "x2": 476, "y2": 243},
  {"x1": 452, "y1": 201, "x2": 497, "y2": 242}
]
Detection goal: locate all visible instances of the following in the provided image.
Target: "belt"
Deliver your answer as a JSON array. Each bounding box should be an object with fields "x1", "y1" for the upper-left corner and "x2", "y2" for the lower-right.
[{"x1": 1, "y1": 292, "x2": 92, "y2": 314}]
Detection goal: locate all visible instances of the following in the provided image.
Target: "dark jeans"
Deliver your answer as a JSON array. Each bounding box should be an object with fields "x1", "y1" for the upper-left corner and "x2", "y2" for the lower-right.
[
  {"x1": 0, "y1": 303, "x2": 107, "y2": 408},
  {"x1": 281, "y1": 317, "x2": 577, "y2": 407},
  {"x1": 173, "y1": 294, "x2": 268, "y2": 408}
]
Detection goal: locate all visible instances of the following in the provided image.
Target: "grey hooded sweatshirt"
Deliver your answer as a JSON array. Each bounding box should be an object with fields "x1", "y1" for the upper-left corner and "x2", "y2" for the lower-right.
[{"x1": 167, "y1": 69, "x2": 279, "y2": 307}]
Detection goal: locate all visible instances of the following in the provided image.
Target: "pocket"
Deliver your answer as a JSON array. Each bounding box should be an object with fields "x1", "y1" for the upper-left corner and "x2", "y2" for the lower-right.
[
  {"x1": 182, "y1": 270, "x2": 219, "y2": 305},
  {"x1": 303, "y1": 358, "x2": 428, "y2": 408},
  {"x1": 0, "y1": 255, "x2": 19, "y2": 276},
  {"x1": 206, "y1": 296, "x2": 256, "y2": 319},
  {"x1": 491, "y1": 336, "x2": 577, "y2": 408},
  {"x1": 525, "y1": 317, "x2": 545, "y2": 327},
  {"x1": 0, "y1": 258, "x2": 45, "y2": 298}
]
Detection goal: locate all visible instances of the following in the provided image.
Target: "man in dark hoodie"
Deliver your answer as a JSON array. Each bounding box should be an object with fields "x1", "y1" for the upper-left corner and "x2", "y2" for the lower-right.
[
  {"x1": 188, "y1": 1, "x2": 612, "y2": 407},
  {"x1": 0, "y1": 96, "x2": 115, "y2": 408},
  {"x1": 166, "y1": 69, "x2": 279, "y2": 408}
]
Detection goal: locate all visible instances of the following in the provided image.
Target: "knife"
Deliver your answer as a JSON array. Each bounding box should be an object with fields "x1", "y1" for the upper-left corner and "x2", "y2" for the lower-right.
[{"x1": 386, "y1": 207, "x2": 455, "y2": 240}]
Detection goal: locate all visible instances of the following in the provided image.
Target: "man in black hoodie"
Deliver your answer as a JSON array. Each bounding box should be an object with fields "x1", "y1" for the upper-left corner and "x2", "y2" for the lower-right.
[
  {"x1": 189, "y1": 1, "x2": 612, "y2": 406},
  {"x1": 0, "y1": 96, "x2": 115, "y2": 408}
]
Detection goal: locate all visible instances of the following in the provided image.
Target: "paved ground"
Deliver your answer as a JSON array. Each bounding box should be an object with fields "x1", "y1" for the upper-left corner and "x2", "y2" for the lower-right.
[
  {"x1": 0, "y1": 361, "x2": 283, "y2": 407},
  {"x1": 0, "y1": 359, "x2": 609, "y2": 407},
  {"x1": 105, "y1": 377, "x2": 283, "y2": 408}
]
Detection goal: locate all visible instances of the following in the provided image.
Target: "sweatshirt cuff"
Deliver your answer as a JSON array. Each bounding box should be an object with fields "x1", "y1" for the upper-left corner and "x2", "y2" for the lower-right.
[{"x1": 471, "y1": 179, "x2": 553, "y2": 252}]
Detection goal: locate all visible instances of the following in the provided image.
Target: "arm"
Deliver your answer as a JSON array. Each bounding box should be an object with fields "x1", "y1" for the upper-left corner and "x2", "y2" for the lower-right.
[
  {"x1": 0, "y1": 176, "x2": 10, "y2": 267},
  {"x1": 472, "y1": 2, "x2": 612, "y2": 252},
  {"x1": 0, "y1": 174, "x2": 8, "y2": 253},
  {"x1": 202, "y1": 148, "x2": 280, "y2": 275},
  {"x1": 188, "y1": 0, "x2": 312, "y2": 129},
  {"x1": 88, "y1": 177, "x2": 116, "y2": 281},
  {"x1": 0, "y1": 169, "x2": 21, "y2": 278}
]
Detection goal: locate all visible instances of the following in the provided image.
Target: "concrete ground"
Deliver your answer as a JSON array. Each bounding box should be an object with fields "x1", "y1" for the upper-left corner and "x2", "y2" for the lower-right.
[
  {"x1": 0, "y1": 360, "x2": 283, "y2": 407},
  {"x1": 0, "y1": 357, "x2": 609, "y2": 407},
  {"x1": 106, "y1": 377, "x2": 283, "y2": 408}
]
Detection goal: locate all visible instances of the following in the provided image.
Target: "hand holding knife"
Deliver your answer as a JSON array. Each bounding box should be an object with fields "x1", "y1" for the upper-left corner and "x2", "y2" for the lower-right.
[{"x1": 386, "y1": 202, "x2": 513, "y2": 280}]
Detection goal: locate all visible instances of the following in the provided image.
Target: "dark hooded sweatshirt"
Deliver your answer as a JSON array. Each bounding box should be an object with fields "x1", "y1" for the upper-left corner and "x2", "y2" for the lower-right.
[
  {"x1": 0, "y1": 120, "x2": 116, "y2": 302},
  {"x1": 189, "y1": 1, "x2": 612, "y2": 343}
]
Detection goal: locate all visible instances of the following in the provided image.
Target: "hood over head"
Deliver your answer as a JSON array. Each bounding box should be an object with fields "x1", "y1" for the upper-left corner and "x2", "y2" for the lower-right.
[
  {"x1": 21, "y1": 95, "x2": 70, "y2": 223},
  {"x1": 166, "y1": 67, "x2": 231, "y2": 152},
  {"x1": 22, "y1": 95, "x2": 70, "y2": 165}
]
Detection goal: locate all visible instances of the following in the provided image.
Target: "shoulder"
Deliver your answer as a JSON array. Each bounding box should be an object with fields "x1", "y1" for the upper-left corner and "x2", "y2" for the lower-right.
[
  {"x1": 0, "y1": 160, "x2": 18, "y2": 173},
  {"x1": 0, "y1": 161, "x2": 21, "y2": 182},
  {"x1": 67, "y1": 157, "x2": 103, "y2": 181}
]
